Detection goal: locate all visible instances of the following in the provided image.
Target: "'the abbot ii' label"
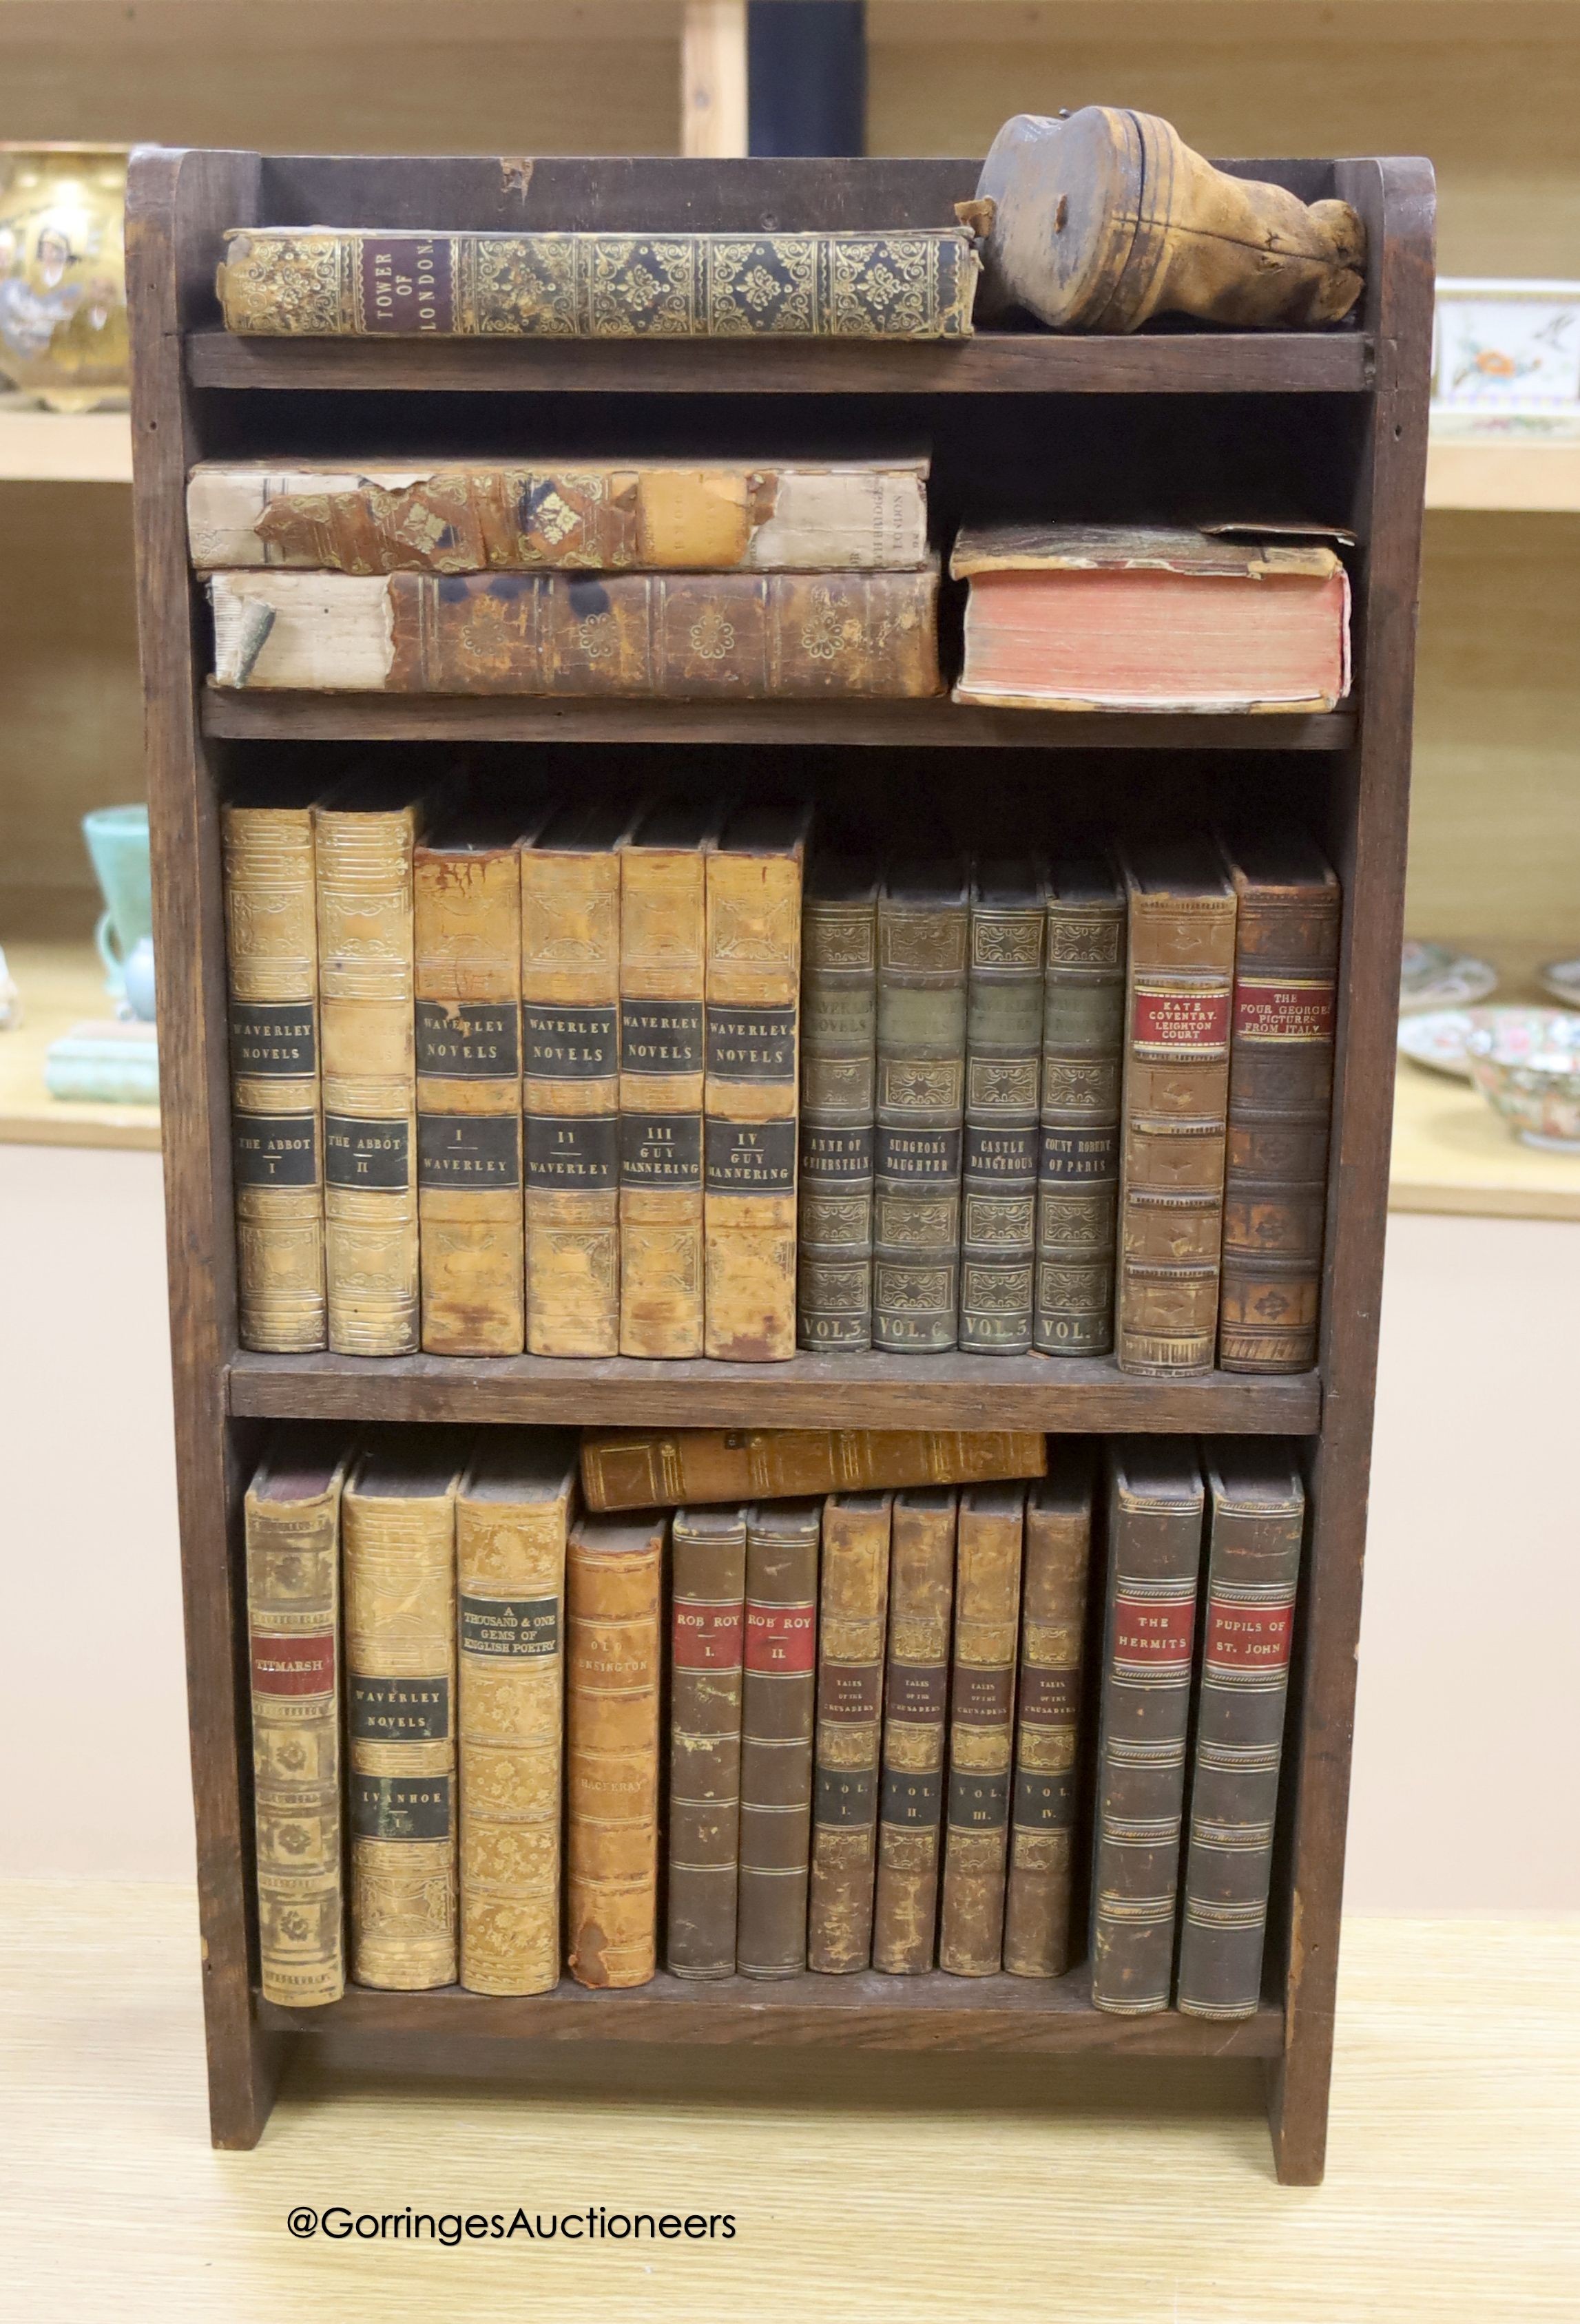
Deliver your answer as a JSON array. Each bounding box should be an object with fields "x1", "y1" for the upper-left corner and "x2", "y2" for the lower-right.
[{"x1": 325, "y1": 1115, "x2": 409, "y2": 1191}]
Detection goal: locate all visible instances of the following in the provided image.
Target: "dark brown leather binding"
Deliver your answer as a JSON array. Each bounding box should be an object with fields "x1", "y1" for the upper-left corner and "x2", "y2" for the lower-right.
[
  {"x1": 1004, "y1": 1444, "x2": 1094, "y2": 1978},
  {"x1": 565, "y1": 1511, "x2": 664, "y2": 1989},
  {"x1": 667, "y1": 1505, "x2": 747, "y2": 1980},
  {"x1": 873, "y1": 860, "x2": 969, "y2": 1352},
  {"x1": 1217, "y1": 834, "x2": 1341, "y2": 1375},
  {"x1": 871, "y1": 1488, "x2": 957, "y2": 1974},
  {"x1": 1036, "y1": 850, "x2": 1125, "y2": 1357},
  {"x1": 737, "y1": 1498, "x2": 821, "y2": 1978},
  {"x1": 1177, "y1": 1442, "x2": 1303, "y2": 2020},
  {"x1": 960, "y1": 861, "x2": 1046, "y2": 1355},
  {"x1": 808, "y1": 1491, "x2": 893, "y2": 1973},
  {"x1": 1092, "y1": 1439, "x2": 1205, "y2": 2015},
  {"x1": 939, "y1": 1482, "x2": 1026, "y2": 1976},
  {"x1": 580, "y1": 1426, "x2": 1046, "y2": 1513},
  {"x1": 797, "y1": 856, "x2": 879, "y2": 1352}
]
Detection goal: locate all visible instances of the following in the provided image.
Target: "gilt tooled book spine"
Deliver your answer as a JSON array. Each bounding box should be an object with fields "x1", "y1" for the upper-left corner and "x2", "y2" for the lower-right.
[
  {"x1": 1115, "y1": 844, "x2": 1237, "y2": 1376},
  {"x1": 245, "y1": 1432, "x2": 353, "y2": 2007},
  {"x1": 797, "y1": 859, "x2": 877, "y2": 1352},
  {"x1": 187, "y1": 456, "x2": 932, "y2": 575},
  {"x1": 207, "y1": 568, "x2": 943, "y2": 700},
  {"x1": 521, "y1": 799, "x2": 636, "y2": 1357},
  {"x1": 1004, "y1": 1448, "x2": 1094, "y2": 1979},
  {"x1": 415, "y1": 817, "x2": 530, "y2": 1356},
  {"x1": 939, "y1": 1483, "x2": 1026, "y2": 1976},
  {"x1": 705, "y1": 804, "x2": 809, "y2": 1361},
  {"x1": 738, "y1": 1499, "x2": 821, "y2": 1979},
  {"x1": 216, "y1": 227, "x2": 979, "y2": 340},
  {"x1": 871, "y1": 1489, "x2": 957, "y2": 1974},
  {"x1": 344, "y1": 1434, "x2": 470, "y2": 1991},
  {"x1": 578, "y1": 1426, "x2": 1048, "y2": 1514},
  {"x1": 960, "y1": 863, "x2": 1046, "y2": 1355},
  {"x1": 457, "y1": 1430, "x2": 579, "y2": 1997},
  {"x1": 1176, "y1": 1444, "x2": 1302, "y2": 2020},
  {"x1": 667, "y1": 1506, "x2": 748, "y2": 1979},
  {"x1": 1036, "y1": 854, "x2": 1125, "y2": 1357},
  {"x1": 1217, "y1": 836, "x2": 1341, "y2": 1375},
  {"x1": 565, "y1": 1513, "x2": 664, "y2": 1989},
  {"x1": 223, "y1": 783, "x2": 326, "y2": 1352},
  {"x1": 1092, "y1": 1441, "x2": 1205, "y2": 2016},
  {"x1": 873, "y1": 862, "x2": 969, "y2": 1352},
  {"x1": 808, "y1": 1491, "x2": 893, "y2": 1973}
]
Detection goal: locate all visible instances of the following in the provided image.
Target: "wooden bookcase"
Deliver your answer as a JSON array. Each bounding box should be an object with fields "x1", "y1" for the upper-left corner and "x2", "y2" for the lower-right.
[{"x1": 126, "y1": 147, "x2": 1433, "y2": 2184}]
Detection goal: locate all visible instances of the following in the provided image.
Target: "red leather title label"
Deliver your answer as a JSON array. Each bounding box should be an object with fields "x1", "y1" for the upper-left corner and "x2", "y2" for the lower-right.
[
  {"x1": 1112, "y1": 1596, "x2": 1196, "y2": 1664},
  {"x1": 1234, "y1": 976, "x2": 1336, "y2": 1044},
  {"x1": 672, "y1": 1601, "x2": 745, "y2": 1671},
  {"x1": 745, "y1": 1602, "x2": 817, "y2": 1674},
  {"x1": 1206, "y1": 1599, "x2": 1295, "y2": 1669},
  {"x1": 1132, "y1": 983, "x2": 1231, "y2": 1054},
  {"x1": 251, "y1": 1631, "x2": 334, "y2": 1696}
]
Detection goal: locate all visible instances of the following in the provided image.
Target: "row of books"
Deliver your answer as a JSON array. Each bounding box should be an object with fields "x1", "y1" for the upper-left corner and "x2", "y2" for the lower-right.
[{"x1": 248, "y1": 1421, "x2": 1302, "y2": 2022}]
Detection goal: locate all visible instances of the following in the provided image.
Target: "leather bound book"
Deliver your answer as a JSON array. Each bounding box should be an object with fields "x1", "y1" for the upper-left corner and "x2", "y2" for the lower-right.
[
  {"x1": 245, "y1": 1429, "x2": 353, "y2": 2006},
  {"x1": 521, "y1": 797, "x2": 638, "y2": 1357},
  {"x1": 797, "y1": 857, "x2": 878, "y2": 1352},
  {"x1": 580, "y1": 1426, "x2": 1047, "y2": 1513},
  {"x1": 456, "y1": 1428, "x2": 579, "y2": 1997},
  {"x1": 1177, "y1": 1443, "x2": 1303, "y2": 2020},
  {"x1": 873, "y1": 861, "x2": 970, "y2": 1352},
  {"x1": 1004, "y1": 1445, "x2": 1094, "y2": 1978},
  {"x1": 808, "y1": 1491, "x2": 893, "y2": 1973},
  {"x1": 217, "y1": 227, "x2": 979, "y2": 339},
  {"x1": 618, "y1": 801, "x2": 723, "y2": 1358},
  {"x1": 188, "y1": 455, "x2": 932, "y2": 575},
  {"x1": 1036, "y1": 851, "x2": 1125, "y2": 1358},
  {"x1": 1092, "y1": 1440, "x2": 1205, "y2": 2016},
  {"x1": 1116, "y1": 841, "x2": 1238, "y2": 1376},
  {"x1": 343, "y1": 1431, "x2": 472, "y2": 1991},
  {"x1": 1217, "y1": 834, "x2": 1342, "y2": 1374},
  {"x1": 960, "y1": 861, "x2": 1046, "y2": 1355},
  {"x1": 667, "y1": 1505, "x2": 748, "y2": 1980},
  {"x1": 222, "y1": 774, "x2": 326, "y2": 1353},
  {"x1": 207, "y1": 568, "x2": 943, "y2": 700},
  {"x1": 939, "y1": 1483, "x2": 1026, "y2": 1976},
  {"x1": 705, "y1": 803, "x2": 811, "y2": 1361},
  {"x1": 871, "y1": 1489, "x2": 957, "y2": 1974},
  {"x1": 415, "y1": 813, "x2": 534, "y2": 1356},
  {"x1": 565, "y1": 1511, "x2": 664, "y2": 1989},
  {"x1": 738, "y1": 1499, "x2": 821, "y2": 1979}
]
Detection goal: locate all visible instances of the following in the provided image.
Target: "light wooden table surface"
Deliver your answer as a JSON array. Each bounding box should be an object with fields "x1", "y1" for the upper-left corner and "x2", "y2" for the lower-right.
[
  {"x1": 0, "y1": 940, "x2": 160, "y2": 1150},
  {"x1": 2, "y1": 1883, "x2": 1575, "y2": 2322}
]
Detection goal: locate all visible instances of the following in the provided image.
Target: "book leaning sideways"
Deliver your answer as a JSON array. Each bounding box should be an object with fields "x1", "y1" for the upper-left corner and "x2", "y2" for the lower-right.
[{"x1": 216, "y1": 227, "x2": 979, "y2": 339}]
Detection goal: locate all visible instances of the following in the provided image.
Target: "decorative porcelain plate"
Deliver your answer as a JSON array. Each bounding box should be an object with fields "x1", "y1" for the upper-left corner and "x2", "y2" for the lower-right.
[
  {"x1": 1538, "y1": 957, "x2": 1580, "y2": 1007},
  {"x1": 1400, "y1": 939, "x2": 1498, "y2": 1014},
  {"x1": 1397, "y1": 1009, "x2": 1477, "y2": 1078}
]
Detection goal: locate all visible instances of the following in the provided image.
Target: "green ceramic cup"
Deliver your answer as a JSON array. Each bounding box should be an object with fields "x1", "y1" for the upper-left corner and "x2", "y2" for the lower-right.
[{"x1": 82, "y1": 803, "x2": 151, "y2": 1003}]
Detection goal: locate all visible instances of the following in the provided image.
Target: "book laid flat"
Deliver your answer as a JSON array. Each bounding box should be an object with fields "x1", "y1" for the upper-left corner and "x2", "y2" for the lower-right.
[
  {"x1": 222, "y1": 774, "x2": 326, "y2": 1353},
  {"x1": 959, "y1": 861, "x2": 1045, "y2": 1355},
  {"x1": 565, "y1": 1511, "x2": 664, "y2": 1989},
  {"x1": 580, "y1": 1426, "x2": 1048, "y2": 1513},
  {"x1": 808, "y1": 1491, "x2": 893, "y2": 1973},
  {"x1": 343, "y1": 1432, "x2": 470, "y2": 1991},
  {"x1": 738, "y1": 1499, "x2": 821, "y2": 1978},
  {"x1": 1178, "y1": 1443, "x2": 1302, "y2": 2021},
  {"x1": 939, "y1": 1483, "x2": 1026, "y2": 1976},
  {"x1": 950, "y1": 525, "x2": 1352, "y2": 713},
  {"x1": 796, "y1": 857, "x2": 877, "y2": 1352},
  {"x1": 1217, "y1": 833, "x2": 1341, "y2": 1374},
  {"x1": 1092, "y1": 1441, "x2": 1204, "y2": 2016},
  {"x1": 667, "y1": 1505, "x2": 748, "y2": 1979},
  {"x1": 1004, "y1": 1447, "x2": 1093, "y2": 1979},
  {"x1": 1036, "y1": 852, "x2": 1125, "y2": 1357},
  {"x1": 871, "y1": 1489, "x2": 957, "y2": 1973},
  {"x1": 521, "y1": 797, "x2": 635, "y2": 1357},
  {"x1": 873, "y1": 861, "x2": 969, "y2": 1352},
  {"x1": 456, "y1": 1430, "x2": 578, "y2": 1997},
  {"x1": 414, "y1": 813, "x2": 532, "y2": 1356},
  {"x1": 216, "y1": 227, "x2": 979, "y2": 340},
  {"x1": 206, "y1": 567, "x2": 943, "y2": 698},
  {"x1": 618, "y1": 800, "x2": 721, "y2": 1359},
  {"x1": 1116, "y1": 840, "x2": 1238, "y2": 1376},
  {"x1": 704, "y1": 802, "x2": 810, "y2": 1361},
  {"x1": 187, "y1": 456, "x2": 931, "y2": 574},
  {"x1": 245, "y1": 1431, "x2": 353, "y2": 2006}
]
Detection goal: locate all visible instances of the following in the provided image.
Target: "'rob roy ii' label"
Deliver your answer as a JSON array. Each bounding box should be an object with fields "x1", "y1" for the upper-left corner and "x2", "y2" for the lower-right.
[
  {"x1": 229, "y1": 1001, "x2": 316, "y2": 1077},
  {"x1": 233, "y1": 1113, "x2": 318, "y2": 1188},
  {"x1": 523, "y1": 1004, "x2": 616, "y2": 1079},
  {"x1": 325, "y1": 1115, "x2": 409, "y2": 1191},
  {"x1": 415, "y1": 1000, "x2": 520, "y2": 1078}
]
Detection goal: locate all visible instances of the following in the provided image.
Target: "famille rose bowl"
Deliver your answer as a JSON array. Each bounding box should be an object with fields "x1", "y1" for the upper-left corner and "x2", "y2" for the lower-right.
[{"x1": 1464, "y1": 1007, "x2": 1580, "y2": 1153}]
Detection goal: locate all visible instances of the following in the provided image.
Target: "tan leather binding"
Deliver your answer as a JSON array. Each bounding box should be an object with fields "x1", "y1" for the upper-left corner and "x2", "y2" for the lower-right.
[
  {"x1": 1004, "y1": 1447, "x2": 1094, "y2": 1979},
  {"x1": 580, "y1": 1427, "x2": 1048, "y2": 1513},
  {"x1": 565, "y1": 1511, "x2": 663, "y2": 1989},
  {"x1": 871, "y1": 1487, "x2": 957, "y2": 1974},
  {"x1": 939, "y1": 1483, "x2": 1026, "y2": 1976},
  {"x1": 667, "y1": 1505, "x2": 748, "y2": 1979},
  {"x1": 808, "y1": 1491, "x2": 893, "y2": 1973}
]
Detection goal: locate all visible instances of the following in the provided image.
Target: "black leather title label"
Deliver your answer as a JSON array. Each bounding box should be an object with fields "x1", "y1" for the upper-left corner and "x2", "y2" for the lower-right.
[
  {"x1": 621, "y1": 1113, "x2": 702, "y2": 1188},
  {"x1": 964, "y1": 1125, "x2": 1039, "y2": 1180},
  {"x1": 350, "y1": 1675, "x2": 450, "y2": 1742},
  {"x1": 1039, "y1": 1126, "x2": 1119, "y2": 1184},
  {"x1": 417, "y1": 1113, "x2": 521, "y2": 1190},
  {"x1": 880, "y1": 1767, "x2": 942, "y2": 1828},
  {"x1": 523, "y1": 1004, "x2": 616, "y2": 1080},
  {"x1": 705, "y1": 1003, "x2": 796, "y2": 1082},
  {"x1": 876, "y1": 1126, "x2": 962, "y2": 1184},
  {"x1": 229, "y1": 1001, "x2": 315, "y2": 1078},
  {"x1": 621, "y1": 1001, "x2": 703, "y2": 1075},
  {"x1": 325, "y1": 1115, "x2": 409, "y2": 1191},
  {"x1": 461, "y1": 1595, "x2": 559, "y2": 1660},
  {"x1": 415, "y1": 1000, "x2": 519, "y2": 1079},
  {"x1": 947, "y1": 1768, "x2": 1010, "y2": 1832},
  {"x1": 351, "y1": 1772, "x2": 451, "y2": 1841},
  {"x1": 815, "y1": 1766, "x2": 877, "y2": 1827},
  {"x1": 704, "y1": 1118, "x2": 796, "y2": 1193},
  {"x1": 525, "y1": 1115, "x2": 616, "y2": 1189},
  {"x1": 1013, "y1": 1766, "x2": 1075, "y2": 1831},
  {"x1": 799, "y1": 1126, "x2": 874, "y2": 1185},
  {"x1": 233, "y1": 1112, "x2": 317, "y2": 1189}
]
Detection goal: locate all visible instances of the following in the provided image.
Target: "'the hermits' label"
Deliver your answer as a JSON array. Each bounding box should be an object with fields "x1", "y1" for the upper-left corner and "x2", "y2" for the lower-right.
[
  {"x1": 1131, "y1": 980, "x2": 1231, "y2": 1056},
  {"x1": 744, "y1": 1601, "x2": 816, "y2": 1674},
  {"x1": 672, "y1": 1600, "x2": 745, "y2": 1671},
  {"x1": 1234, "y1": 976, "x2": 1337, "y2": 1044},
  {"x1": 251, "y1": 1631, "x2": 334, "y2": 1697},
  {"x1": 1205, "y1": 1597, "x2": 1295, "y2": 1670},
  {"x1": 1112, "y1": 1593, "x2": 1196, "y2": 1671}
]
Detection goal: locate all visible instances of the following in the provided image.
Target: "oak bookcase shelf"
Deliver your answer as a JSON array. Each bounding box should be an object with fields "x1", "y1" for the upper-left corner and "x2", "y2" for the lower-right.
[{"x1": 129, "y1": 146, "x2": 1433, "y2": 2188}]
